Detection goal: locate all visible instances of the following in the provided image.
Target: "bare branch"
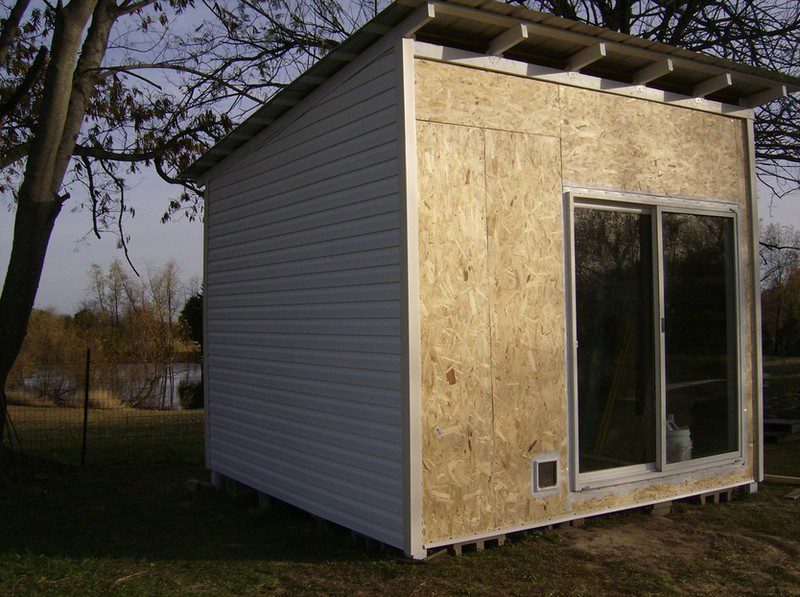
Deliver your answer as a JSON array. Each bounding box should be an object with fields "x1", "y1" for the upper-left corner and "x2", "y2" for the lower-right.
[
  {"x1": 0, "y1": 0, "x2": 31, "y2": 65},
  {"x1": 0, "y1": 46, "x2": 49, "y2": 126}
]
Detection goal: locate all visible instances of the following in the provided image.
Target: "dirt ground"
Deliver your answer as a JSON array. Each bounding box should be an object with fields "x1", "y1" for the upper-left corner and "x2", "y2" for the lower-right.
[{"x1": 550, "y1": 484, "x2": 800, "y2": 594}]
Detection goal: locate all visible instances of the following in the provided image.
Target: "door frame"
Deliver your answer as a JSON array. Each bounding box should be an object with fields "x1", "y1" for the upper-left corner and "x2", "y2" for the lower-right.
[{"x1": 564, "y1": 187, "x2": 747, "y2": 492}]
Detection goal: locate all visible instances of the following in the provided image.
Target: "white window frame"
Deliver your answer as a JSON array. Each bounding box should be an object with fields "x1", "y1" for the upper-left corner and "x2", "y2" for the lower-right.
[{"x1": 564, "y1": 187, "x2": 747, "y2": 492}]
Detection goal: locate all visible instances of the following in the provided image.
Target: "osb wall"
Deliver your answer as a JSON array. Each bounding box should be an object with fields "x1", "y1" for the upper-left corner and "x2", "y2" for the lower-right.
[{"x1": 415, "y1": 58, "x2": 755, "y2": 545}]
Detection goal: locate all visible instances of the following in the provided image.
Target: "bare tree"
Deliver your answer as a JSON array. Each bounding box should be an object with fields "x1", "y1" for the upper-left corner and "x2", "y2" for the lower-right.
[
  {"x1": 1, "y1": 0, "x2": 798, "y2": 468},
  {"x1": 760, "y1": 223, "x2": 800, "y2": 355},
  {"x1": 0, "y1": 0, "x2": 382, "y2": 460}
]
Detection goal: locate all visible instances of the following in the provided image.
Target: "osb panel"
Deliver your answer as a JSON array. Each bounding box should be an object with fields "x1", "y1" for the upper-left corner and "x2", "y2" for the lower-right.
[
  {"x1": 414, "y1": 59, "x2": 560, "y2": 137},
  {"x1": 570, "y1": 468, "x2": 753, "y2": 517},
  {"x1": 415, "y1": 59, "x2": 756, "y2": 545},
  {"x1": 484, "y1": 130, "x2": 571, "y2": 527},
  {"x1": 560, "y1": 85, "x2": 748, "y2": 201},
  {"x1": 417, "y1": 121, "x2": 495, "y2": 541}
]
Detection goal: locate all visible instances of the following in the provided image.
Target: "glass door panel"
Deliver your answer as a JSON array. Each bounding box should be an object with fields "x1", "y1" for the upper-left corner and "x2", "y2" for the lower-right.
[
  {"x1": 662, "y1": 213, "x2": 738, "y2": 463},
  {"x1": 574, "y1": 207, "x2": 657, "y2": 473}
]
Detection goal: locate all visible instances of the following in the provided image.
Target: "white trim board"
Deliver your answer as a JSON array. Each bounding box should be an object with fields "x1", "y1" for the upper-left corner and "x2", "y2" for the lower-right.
[
  {"x1": 396, "y1": 37, "x2": 426, "y2": 561},
  {"x1": 745, "y1": 120, "x2": 764, "y2": 482},
  {"x1": 413, "y1": 41, "x2": 755, "y2": 120}
]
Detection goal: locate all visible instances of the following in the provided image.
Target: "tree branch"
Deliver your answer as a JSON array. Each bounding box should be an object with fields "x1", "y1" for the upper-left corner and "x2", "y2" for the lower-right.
[
  {"x1": 0, "y1": 46, "x2": 49, "y2": 126},
  {"x1": 0, "y1": 142, "x2": 31, "y2": 170},
  {"x1": 760, "y1": 241, "x2": 800, "y2": 252},
  {"x1": 0, "y1": 0, "x2": 31, "y2": 66},
  {"x1": 80, "y1": 154, "x2": 102, "y2": 239}
]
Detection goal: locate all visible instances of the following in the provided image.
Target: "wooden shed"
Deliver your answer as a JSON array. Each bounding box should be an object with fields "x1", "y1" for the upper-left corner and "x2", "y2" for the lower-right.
[{"x1": 180, "y1": 0, "x2": 800, "y2": 559}]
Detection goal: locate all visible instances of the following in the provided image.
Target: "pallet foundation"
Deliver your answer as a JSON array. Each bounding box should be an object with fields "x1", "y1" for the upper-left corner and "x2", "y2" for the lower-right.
[
  {"x1": 647, "y1": 501, "x2": 672, "y2": 517},
  {"x1": 697, "y1": 489, "x2": 733, "y2": 505},
  {"x1": 450, "y1": 534, "x2": 506, "y2": 556}
]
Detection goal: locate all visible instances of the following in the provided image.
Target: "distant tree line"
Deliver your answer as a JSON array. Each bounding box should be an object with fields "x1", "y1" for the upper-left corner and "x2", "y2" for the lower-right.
[
  {"x1": 761, "y1": 223, "x2": 800, "y2": 357},
  {"x1": 7, "y1": 259, "x2": 202, "y2": 409}
]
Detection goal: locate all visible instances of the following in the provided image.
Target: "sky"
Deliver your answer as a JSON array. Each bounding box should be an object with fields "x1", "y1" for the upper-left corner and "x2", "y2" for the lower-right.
[
  {"x1": 0, "y1": 172, "x2": 202, "y2": 314},
  {"x1": 1, "y1": 172, "x2": 798, "y2": 315},
  {"x1": 3, "y1": 0, "x2": 797, "y2": 315}
]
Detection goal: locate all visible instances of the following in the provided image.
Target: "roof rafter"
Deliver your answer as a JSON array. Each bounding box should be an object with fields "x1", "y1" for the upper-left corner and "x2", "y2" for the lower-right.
[
  {"x1": 692, "y1": 73, "x2": 733, "y2": 98},
  {"x1": 567, "y1": 42, "x2": 606, "y2": 72},
  {"x1": 633, "y1": 59, "x2": 673, "y2": 85},
  {"x1": 742, "y1": 85, "x2": 788, "y2": 108},
  {"x1": 487, "y1": 23, "x2": 529, "y2": 56}
]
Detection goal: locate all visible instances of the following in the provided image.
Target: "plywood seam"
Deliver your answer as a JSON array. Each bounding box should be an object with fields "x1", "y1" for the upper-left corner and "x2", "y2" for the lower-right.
[
  {"x1": 414, "y1": 117, "x2": 560, "y2": 140},
  {"x1": 561, "y1": 184, "x2": 742, "y2": 208},
  {"x1": 482, "y1": 127, "x2": 498, "y2": 531}
]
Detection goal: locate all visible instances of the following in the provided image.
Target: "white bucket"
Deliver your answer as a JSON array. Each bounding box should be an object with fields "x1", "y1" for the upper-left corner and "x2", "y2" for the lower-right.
[{"x1": 667, "y1": 415, "x2": 693, "y2": 462}]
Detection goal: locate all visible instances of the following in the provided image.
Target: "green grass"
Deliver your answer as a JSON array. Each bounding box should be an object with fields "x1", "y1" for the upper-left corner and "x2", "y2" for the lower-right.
[
  {"x1": 6, "y1": 405, "x2": 204, "y2": 465},
  {"x1": 1, "y1": 460, "x2": 799, "y2": 595}
]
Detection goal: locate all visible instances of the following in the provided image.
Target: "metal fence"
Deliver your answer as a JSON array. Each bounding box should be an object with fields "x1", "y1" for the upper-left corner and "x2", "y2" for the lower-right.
[{"x1": 3, "y1": 349, "x2": 204, "y2": 467}]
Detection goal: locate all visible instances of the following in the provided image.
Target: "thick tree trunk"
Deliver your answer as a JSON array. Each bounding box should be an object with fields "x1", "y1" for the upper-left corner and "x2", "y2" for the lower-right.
[
  {"x1": 0, "y1": 199, "x2": 62, "y2": 461},
  {"x1": 0, "y1": 0, "x2": 113, "y2": 474}
]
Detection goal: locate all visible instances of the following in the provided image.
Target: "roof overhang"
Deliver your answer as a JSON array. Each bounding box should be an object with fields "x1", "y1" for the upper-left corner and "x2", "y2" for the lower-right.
[{"x1": 181, "y1": 0, "x2": 800, "y2": 182}]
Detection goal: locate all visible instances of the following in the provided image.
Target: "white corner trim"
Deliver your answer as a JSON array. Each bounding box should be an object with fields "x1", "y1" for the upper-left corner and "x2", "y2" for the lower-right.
[{"x1": 396, "y1": 36, "x2": 425, "y2": 561}]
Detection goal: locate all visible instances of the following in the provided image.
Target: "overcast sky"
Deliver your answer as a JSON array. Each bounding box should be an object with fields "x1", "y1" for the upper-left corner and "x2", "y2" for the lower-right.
[{"x1": 1, "y1": 169, "x2": 798, "y2": 315}]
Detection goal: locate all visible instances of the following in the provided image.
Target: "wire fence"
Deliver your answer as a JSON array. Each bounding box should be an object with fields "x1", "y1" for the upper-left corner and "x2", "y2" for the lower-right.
[{"x1": 3, "y1": 349, "x2": 204, "y2": 467}]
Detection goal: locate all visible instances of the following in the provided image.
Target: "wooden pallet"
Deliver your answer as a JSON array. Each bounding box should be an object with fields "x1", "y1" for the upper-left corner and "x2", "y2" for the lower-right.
[
  {"x1": 697, "y1": 489, "x2": 733, "y2": 505},
  {"x1": 647, "y1": 501, "x2": 672, "y2": 517},
  {"x1": 451, "y1": 534, "x2": 506, "y2": 556}
]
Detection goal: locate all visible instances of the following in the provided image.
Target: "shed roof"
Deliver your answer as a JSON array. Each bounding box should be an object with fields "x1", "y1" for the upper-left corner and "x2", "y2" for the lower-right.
[{"x1": 181, "y1": 0, "x2": 800, "y2": 181}]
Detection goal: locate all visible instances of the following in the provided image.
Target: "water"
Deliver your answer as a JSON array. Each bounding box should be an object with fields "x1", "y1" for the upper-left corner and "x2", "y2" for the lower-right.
[{"x1": 19, "y1": 362, "x2": 202, "y2": 410}]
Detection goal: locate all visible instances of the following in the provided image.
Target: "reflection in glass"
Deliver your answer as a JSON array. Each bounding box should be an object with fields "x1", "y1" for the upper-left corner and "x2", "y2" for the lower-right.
[
  {"x1": 575, "y1": 208, "x2": 656, "y2": 473},
  {"x1": 663, "y1": 213, "x2": 738, "y2": 462}
]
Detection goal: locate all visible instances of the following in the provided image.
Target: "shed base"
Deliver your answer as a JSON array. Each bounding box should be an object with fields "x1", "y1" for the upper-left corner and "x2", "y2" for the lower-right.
[{"x1": 422, "y1": 480, "x2": 753, "y2": 552}]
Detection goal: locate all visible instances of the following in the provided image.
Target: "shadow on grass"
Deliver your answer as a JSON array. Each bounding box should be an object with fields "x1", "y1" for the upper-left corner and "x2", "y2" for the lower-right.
[
  {"x1": 0, "y1": 457, "x2": 382, "y2": 565},
  {"x1": 2, "y1": 453, "x2": 800, "y2": 595}
]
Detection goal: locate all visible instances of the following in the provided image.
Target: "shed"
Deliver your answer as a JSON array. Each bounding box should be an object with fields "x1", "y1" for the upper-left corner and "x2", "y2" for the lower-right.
[{"x1": 180, "y1": 0, "x2": 800, "y2": 559}]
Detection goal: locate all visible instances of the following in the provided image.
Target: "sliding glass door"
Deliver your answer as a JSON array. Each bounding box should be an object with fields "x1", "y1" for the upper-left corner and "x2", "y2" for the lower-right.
[
  {"x1": 662, "y1": 213, "x2": 739, "y2": 463},
  {"x1": 571, "y1": 195, "x2": 741, "y2": 483},
  {"x1": 574, "y1": 207, "x2": 656, "y2": 473}
]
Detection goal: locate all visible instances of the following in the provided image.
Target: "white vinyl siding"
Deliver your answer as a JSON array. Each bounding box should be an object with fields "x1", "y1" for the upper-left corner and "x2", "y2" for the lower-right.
[{"x1": 204, "y1": 44, "x2": 404, "y2": 548}]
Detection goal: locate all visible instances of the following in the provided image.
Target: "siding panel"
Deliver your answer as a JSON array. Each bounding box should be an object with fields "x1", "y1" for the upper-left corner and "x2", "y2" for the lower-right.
[{"x1": 205, "y1": 45, "x2": 405, "y2": 549}]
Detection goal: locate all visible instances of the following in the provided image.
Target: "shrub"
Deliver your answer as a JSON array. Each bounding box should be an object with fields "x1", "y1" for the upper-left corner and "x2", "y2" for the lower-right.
[
  {"x1": 178, "y1": 379, "x2": 204, "y2": 410},
  {"x1": 87, "y1": 389, "x2": 125, "y2": 410},
  {"x1": 6, "y1": 390, "x2": 52, "y2": 408}
]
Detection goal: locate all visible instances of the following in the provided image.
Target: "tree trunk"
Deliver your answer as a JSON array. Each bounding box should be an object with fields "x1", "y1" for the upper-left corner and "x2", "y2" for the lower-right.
[
  {"x1": 0, "y1": 199, "x2": 62, "y2": 461},
  {"x1": 0, "y1": 0, "x2": 113, "y2": 476}
]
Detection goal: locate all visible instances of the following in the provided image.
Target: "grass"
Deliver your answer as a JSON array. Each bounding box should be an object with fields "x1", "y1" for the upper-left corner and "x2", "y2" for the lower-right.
[
  {"x1": 1, "y1": 362, "x2": 798, "y2": 594},
  {"x1": 6, "y1": 405, "x2": 204, "y2": 466},
  {"x1": 1, "y1": 460, "x2": 798, "y2": 595}
]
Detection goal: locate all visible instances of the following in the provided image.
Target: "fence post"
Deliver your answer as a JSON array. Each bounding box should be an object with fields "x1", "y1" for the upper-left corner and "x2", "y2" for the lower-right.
[{"x1": 81, "y1": 348, "x2": 90, "y2": 466}]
